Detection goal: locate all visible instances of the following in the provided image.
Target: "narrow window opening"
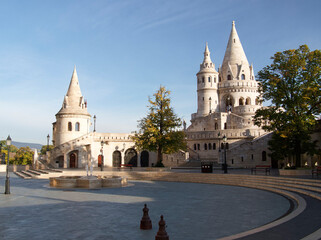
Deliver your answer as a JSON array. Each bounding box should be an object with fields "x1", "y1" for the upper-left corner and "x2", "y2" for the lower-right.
[{"x1": 75, "y1": 122, "x2": 80, "y2": 131}]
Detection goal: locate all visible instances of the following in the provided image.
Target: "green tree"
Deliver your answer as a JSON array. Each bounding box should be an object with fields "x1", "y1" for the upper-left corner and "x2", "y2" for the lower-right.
[
  {"x1": 14, "y1": 147, "x2": 34, "y2": 165},
  {"x1": 132, "y1": 86, "x2": 186, "y2": 167},
  {"x1": 254, "y1": 45, "x2": 321, "y2": 167},
  {"x1": 40, "y1": 145, "x2": 54, "y2": 155}
]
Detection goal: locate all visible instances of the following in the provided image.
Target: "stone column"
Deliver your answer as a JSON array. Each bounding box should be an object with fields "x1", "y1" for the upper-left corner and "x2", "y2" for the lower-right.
[
  {"x1": 63, "y1": 153, "x2": 68, "y2": 168},
  {"x1": 137, "y1": 152, "x2": 141, "y2": 167}
]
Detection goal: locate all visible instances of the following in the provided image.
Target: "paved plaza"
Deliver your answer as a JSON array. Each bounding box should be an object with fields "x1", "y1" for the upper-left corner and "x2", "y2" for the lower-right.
[{"x1": 0, "y1": 172, "x2": 292, "y2": 240}]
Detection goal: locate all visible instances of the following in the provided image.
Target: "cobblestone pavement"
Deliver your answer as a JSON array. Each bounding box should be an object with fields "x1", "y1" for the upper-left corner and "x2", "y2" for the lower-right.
[{"x1": 0, "y1": 173, "x2": 290, "y2": 240}]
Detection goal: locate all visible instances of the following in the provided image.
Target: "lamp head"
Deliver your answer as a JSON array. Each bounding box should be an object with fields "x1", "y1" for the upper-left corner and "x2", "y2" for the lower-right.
[
  {"x1": 6, "y1": 135, "x2": 12, "y2": 146},
  {"x1": 223, "y1": 135, "x2": 227, "y2": 143},
  {"x1": 94, "y1": 115, "x2": 96, "y2": 120},
  {"x1": 101, "y1": 141, "x2": 104, "y2": 147}
]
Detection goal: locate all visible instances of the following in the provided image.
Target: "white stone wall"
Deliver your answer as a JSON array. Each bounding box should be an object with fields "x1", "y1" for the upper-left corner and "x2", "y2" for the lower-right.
[{"x1": 53, "y1": 114, "x2": 91, "y2": 146}]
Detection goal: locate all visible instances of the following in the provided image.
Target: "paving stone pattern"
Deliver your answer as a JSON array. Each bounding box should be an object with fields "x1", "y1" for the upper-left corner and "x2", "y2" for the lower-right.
[{"x1": 0, "y1": 173, "x2": 290, "y2": 240}]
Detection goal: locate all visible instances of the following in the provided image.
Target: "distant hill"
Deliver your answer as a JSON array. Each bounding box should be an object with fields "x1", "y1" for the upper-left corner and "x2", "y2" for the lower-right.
[{"x1": 11, "y1": 141, "x2": 43, "y2": 150}]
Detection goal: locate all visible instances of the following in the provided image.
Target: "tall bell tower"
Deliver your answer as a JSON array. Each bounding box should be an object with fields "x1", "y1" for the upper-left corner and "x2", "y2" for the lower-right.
[{"x1": 52, "y1": 67, "x2": 91, "y2": 146}]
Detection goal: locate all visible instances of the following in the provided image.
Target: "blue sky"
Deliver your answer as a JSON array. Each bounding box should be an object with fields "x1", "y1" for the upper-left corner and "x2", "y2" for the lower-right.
[{"x1": 0, "y1": 0, "x2": 320, "y2": 144}]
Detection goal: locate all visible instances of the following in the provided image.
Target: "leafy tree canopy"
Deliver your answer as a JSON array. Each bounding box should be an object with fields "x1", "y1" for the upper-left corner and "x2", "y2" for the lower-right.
[
  {"x1": 40, "y1": 145, "x2": 54, "y2": 155},
  {"x1": 254, "y1": 45, "x2": 321, "y2": 167},
  {"x1": 14, "y1": 147, "x2": 34, "y2": 165},
  {"x1": 132, "y1": 86, "x2": 186, "y2": 166}
]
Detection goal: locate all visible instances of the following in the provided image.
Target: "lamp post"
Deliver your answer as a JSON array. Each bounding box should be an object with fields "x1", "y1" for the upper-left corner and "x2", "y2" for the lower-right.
[
  {"x1": 222, "y1": 135, "x2": 228, "y2": 174},
  {"x1": 5, "y1": 135, "x2": 11, "y2": 194},
  {"x1": 0, "y1": 142, "x2": 2, "y2": 164},
  {"x1": 47, "y1": 134, "x2": 50, "y2": 151},
  {"x1": 100, "y1": 141, "x2": 104, "y2": 171},
  {"x1": 93, "y1": 115, "x2": 97, "y2": 132},
  {"x1": 218, "y1": 132, "x2": 221, "y2": 163}
]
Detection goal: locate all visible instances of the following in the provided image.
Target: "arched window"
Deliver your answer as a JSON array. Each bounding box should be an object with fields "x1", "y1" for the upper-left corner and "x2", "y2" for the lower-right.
[
  {"x1": 194, "y1": 144, "x2": 197, "y2": 150},
  {"x1": 68, "y1": 122, "x2": 72, "y2": 131},
  {"x1": 204, "y1": 143, "x2": 207, "y2": 150},
  {"x1": 241, "y1": 74, "x2": 245, "y2": 80},
  {"x1": 202, "y1": 77, "x2": 205, "y2": 83},
  {"x1": 239, "y1": 98, "x2": 244, "y2": 106},
  {"x1": 214, "y1": 77, "x2": 216, "y2": 83},
  {"x1": 224, "y1": 123, "x2": 227, "y2": 129},
  {"x1": 213, "y1": 143, "x2": 216, "y2": 150},
  {"x1": 262, "y1": 151, "x2": 267, "y2": 161},
  {"x1": 208, "y1": 77, "x2": 211, "y2": 82},
  {"x1": 215, "y1": 123, "x2": 218, "y2": 130},
  {"x1": 75, "y1": 122, "x2": 80, "y2": 131},
  {"x1": 221, "y1": 143, "x2": 224, "y2": 149},
  {"x1": 197, "y1": 144, "x2": 200, "y2": 150},
  {"x1": 208, "y1": 143, "x2": 212, "y2": 150},
  {"x1": 227, "y1": 75, "x2": 232, "y2": 80},
  {"x1": 246, "y1": 97, "x2": 251, "y2": 105}
]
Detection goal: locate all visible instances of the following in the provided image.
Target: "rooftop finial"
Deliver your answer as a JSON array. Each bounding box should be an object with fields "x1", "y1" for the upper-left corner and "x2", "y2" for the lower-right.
[
  {"x1": 205, "y1": 42, "x2": 209, "y2": 52},
  {"x1": 232, "y1": 20, "x2": 235, "y2": 26}
]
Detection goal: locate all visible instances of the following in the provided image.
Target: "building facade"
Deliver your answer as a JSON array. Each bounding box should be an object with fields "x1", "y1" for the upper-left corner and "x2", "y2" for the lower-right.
[
  {"x1": 49, "y1": 67, "x2": 157, "y2": 169},
  {"x1": 49, "y1": 21, "x2": 320, "y2": 169},
  {"x1": 185, "y1": 21, "x2": 273, "y2": 168}
]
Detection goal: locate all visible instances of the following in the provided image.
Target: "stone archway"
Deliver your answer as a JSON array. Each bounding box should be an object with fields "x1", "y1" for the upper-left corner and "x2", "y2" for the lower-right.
[
  {"x1": 69, "y1": 152, "x2": 77, "y2": 168},
  {"x1": 125, "y1": 148, "x2": 137, "y2": 167},
  {"x1": 113, "y1": 151, "x2": 121, "y2": 167},
  {"x1": 140, "y1": 151, "x2": 149, "y2": 167}
]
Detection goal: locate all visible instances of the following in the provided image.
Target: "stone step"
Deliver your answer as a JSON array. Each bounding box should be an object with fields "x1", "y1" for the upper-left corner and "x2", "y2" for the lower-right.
[
  {"x1": 27, "y1": 170, "x2": 41, "y2": 175},
  {"x1": 21, "y1": 170, "x2": 38, "y2": 178},
  {"x1": 14, "y1": 171, "x2": 32, "y2": 179},
  {"x1": 34, "y1": 169, "x2": 50, "y2": 174}
]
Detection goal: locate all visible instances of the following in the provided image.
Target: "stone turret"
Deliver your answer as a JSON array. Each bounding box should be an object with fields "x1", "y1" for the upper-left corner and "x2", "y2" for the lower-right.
[
  {"x1": 219, "y1": 21, "x2": 259, "y2": 115},
  {"x1": 196, "y1": 43, "x2": 219, "y2": 117},
  {"x1": 52, "y1": 67, "x2": 91, "y2": 146}
]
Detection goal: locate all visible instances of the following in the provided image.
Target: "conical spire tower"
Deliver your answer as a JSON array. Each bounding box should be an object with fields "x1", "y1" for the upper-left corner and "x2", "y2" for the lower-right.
[
  {"x1": 199, "y1": 42, "x2": 216, "y2": 72},
  {"x1": 196, "y1": 43, "x2": 219, "y2": 117},
  {"x1": 222, "y1": 21, "x2": 249, "y2": 68},
  {"x1": 53, "y1": 67, "x2": 91, "y2": 146},
  {"x1": 57, "y1": 66, "x2": 90, "y2": 116}
]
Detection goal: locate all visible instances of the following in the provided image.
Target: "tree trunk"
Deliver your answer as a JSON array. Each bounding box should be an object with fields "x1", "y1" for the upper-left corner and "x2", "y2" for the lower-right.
[
  {"x1": 157, "y1": 146, "x2": 163, "y2": 166},
  {"x1": 295, "y1": 139, "x2": 301, "y2": 168}
]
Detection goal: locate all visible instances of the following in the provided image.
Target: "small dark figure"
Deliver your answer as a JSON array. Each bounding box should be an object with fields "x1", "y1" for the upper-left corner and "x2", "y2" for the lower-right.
[
  {"x1": 155, "y1": 215, "x2": 169, "y2": 240},
  {"x1": 140, "y1": 204, "x2": 152, "y2": 230}
]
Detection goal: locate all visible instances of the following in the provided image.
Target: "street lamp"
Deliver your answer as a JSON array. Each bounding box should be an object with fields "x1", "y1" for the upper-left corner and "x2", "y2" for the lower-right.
[
  {"x1": 93, "y1": 115, "x2": 97, "y2": 132},
  {"x1": 5, "y1": 135, "x2": 11, "y2": 194},
  {"x1": 47, "y1": 134, "x2": 50, "y2": 151},
  {"x1": 100, "y1": 141, "x2": 104, "y2": 171},
  {"x1": 222, "y1": 135, "x2": 228, "y2": 174}
]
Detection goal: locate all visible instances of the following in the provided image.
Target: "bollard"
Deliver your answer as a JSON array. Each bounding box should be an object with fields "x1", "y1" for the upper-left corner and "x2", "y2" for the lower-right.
[
  {"x1": 140, "y1": 204, "x2": 152, "y2": 230},
  {"x1": 155, "y1": 215, "x2": 169, "y2": 240}
]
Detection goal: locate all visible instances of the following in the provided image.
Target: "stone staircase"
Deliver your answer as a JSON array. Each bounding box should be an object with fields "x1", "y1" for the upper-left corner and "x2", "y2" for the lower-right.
[{"x1": 14, "y1": 168, "x2": 63, "y2": 179}]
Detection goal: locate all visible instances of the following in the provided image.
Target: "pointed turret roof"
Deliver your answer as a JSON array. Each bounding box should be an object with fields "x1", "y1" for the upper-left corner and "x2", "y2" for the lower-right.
[
  {"x1": 66, "y1": 66, "x2": 82, "y2": 98},
  {"x1": 198, "y1": 42, "x2": 217, "y2": 74},
  {"x1": 222, "y1": 21, "x2": 249, "y2": 67},
  {"x1": 56, "y1": 67, "x2": 90, "y2": 116}
]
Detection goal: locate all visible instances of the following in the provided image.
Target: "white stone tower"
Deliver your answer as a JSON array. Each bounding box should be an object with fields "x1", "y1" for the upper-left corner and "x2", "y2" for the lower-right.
[
  {"x1": 52, "y1": 67, "x2": 91, "y2": 146},
  {"x1": 219, "y1": 21, "x2": 260, "y2": 117},
  {"x1": 196, "y1": 43, "x2": 219, "y2": 117}
]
